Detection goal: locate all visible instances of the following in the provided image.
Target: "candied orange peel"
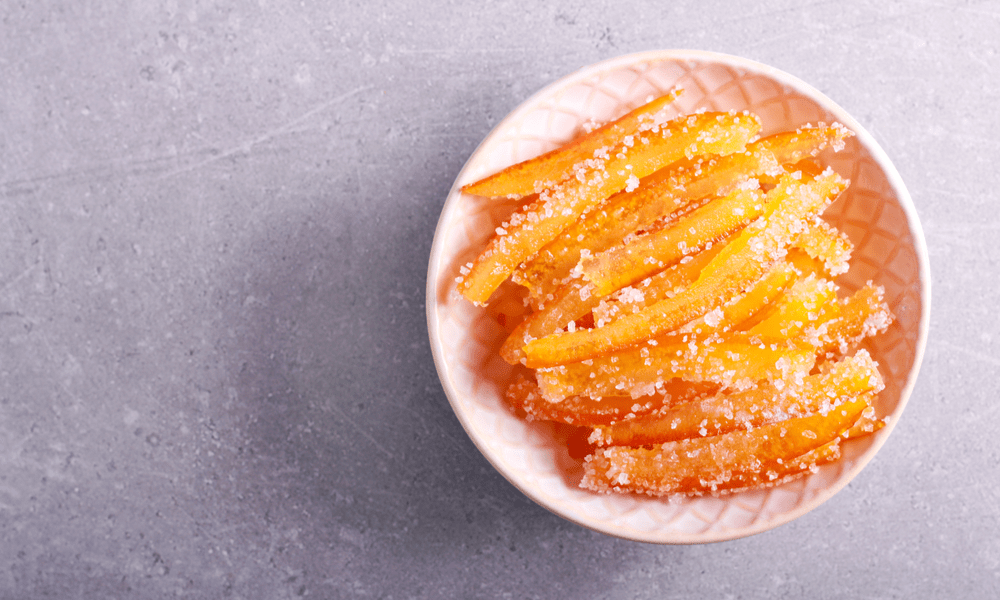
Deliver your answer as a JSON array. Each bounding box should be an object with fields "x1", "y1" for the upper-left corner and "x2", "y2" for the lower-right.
[
  {"x1": 461, "y1": 88, "x2": 685, "y2": 199},
  {"x1": 578, "y1": 183, "x2": 767, "y2": 298},
  {"x1": 510, "y1": 124, "x2": 848, "y2": 302},
  {"x1": 457, "y1": 108, "x2": 762, "y2": 305},
  {"x1": 580, "y1": 394, "x2": 871, "y2": 496},
  {"x1": 521, "y1": 171, "x2": 848, "y2": 368},
  {"x1": 455, "y1": 94, "x2": 892, "y2": 498}
]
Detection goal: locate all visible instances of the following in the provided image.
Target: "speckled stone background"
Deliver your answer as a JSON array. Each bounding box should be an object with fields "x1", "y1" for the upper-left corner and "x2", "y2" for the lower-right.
[{"x1": 0, "y1": 1, "x2": 995, "y2": 598}]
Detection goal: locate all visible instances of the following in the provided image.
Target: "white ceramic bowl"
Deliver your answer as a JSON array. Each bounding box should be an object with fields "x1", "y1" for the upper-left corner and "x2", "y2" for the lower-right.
[{"x1": 426, "y1": 50, "x2": 930, "y2": 543}]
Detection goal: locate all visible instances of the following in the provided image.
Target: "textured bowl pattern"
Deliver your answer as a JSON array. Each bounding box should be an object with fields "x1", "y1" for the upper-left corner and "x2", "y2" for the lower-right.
[{"x1": 427, "y1": 51, "x2": 930, "y2": 543}]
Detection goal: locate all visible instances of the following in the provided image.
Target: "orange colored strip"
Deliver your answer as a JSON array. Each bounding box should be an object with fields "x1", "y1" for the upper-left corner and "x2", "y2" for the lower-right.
[
  {"x1": 508, "y1": 124, "x2": 852, "y2": 302},
  {"x1": 535, "y1": 334, "x2": 816, "y2": 402},
  {"x1": 522, "y1": 171, "x2": 847, "y2": 367},
  {"x1": 580, "y1": 395, "x2": 869, "y2": 496},
  {"x1": 462, "y1": 89, "x2": 684, "y2": 199},
  {"x1": 579, "y1": 184, "x2": 766, "y2": 297},
  {"x1": 588, "y1": 351, "x2": 883, "y2": 447},
  {"x1": 504, "y1": 374, "x2": 717, "y2": 427},
  {"x1": 457, "y1": 112, "x2": 762, "y2": 305}
]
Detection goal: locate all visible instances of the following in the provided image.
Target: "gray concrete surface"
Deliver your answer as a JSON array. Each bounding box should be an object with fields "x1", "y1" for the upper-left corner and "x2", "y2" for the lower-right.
[{"x1": 0, "y1": 1, "x2": 996, "y2": 598}]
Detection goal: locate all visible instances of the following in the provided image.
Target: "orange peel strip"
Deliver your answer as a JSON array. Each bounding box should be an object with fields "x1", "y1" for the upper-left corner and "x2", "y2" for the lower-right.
[
  {"x1": 807, "y1": 282, "x2": 894, "y2": 357},
  {"x1": 579, "y1": 184, "x2": 767, "y2": 297},
  {"x1": 607, "y1": 246, "x2": 823, "y2": 333},
  {"x1": 843, "y1": 401, "x2": 886, "y2": 439},
  {"x1": 504, "y1": 374, "x2": 718, "y2": 427},
  {"x1": 589, "y1": 350, "x2": 884, "y2": 447},
  {"x1": 457, "y1": 112, "x2": 762, "y2": 305},
  {"x1": 682, "y1": 260, "x2": 799, "y2": 336},
  {"x1": 756, "y1": 158, "x2": 824, "y2": 186},
  {"x1": 500, "y1": 230, "x2": 731, "y2": 366},
  {"x1": 728, "y1": 249, "x2": 828, "y2": 332},
  {"x1": 523, "y1": 171, "x2": 848, "y2": 367},
  {"x1": 785, "y1": 247, "x2": 828, "y2": 279},
  {"x1": 795, "y1": 218, "x2": 853, "y2": 276},
  {"x1": 716, "y1": 218, "x2": 841, "y2": 335},
  {"x1": 721, "y1": 387, "x2": 884, "y2": 495},
  {"x1": 510, "y1": 123, "x2": 851, "y2": 302},
  {"x1": 535, "y1": 334, "x2": 816, "y2": 403},
  {"x1": 745, "y1": 273, "x2": 839, "y2": 339},
  {"x1": 514, "y1": 143, "x2": 780, "y2": 300},
  {"x1": 709, "y1": 438, "x2": 842, "y2": 496},
  {"x1": 758, "y1": 123, "x2": 854, "y2": 165},
  {"x1": 579, "y1": 394, "x2": 869, "y2": 496},
  {"x1": 499, "y1": 278, "x2": 597, "y2": 364},
  {"x1": 461, "y1": 89, "x2": 683, "y2": 199},
  {"x1": 590, "y1": 239, "x2": 726, "y2": 326}
]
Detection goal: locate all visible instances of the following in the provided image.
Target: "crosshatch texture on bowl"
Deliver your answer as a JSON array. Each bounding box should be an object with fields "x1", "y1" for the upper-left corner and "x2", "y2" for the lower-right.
[{"x1": 427, "y1": 50, "x2": 930, "y2": 544}]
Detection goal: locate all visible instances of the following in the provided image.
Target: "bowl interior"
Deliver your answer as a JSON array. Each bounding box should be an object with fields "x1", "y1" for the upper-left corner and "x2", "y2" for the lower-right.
[{"x1": 427, "y1": 50, "x2": 929, "y2": 543}]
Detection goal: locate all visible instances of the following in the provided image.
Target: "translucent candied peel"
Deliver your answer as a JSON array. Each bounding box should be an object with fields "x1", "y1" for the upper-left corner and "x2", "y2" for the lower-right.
[
  {"x1": 806, "y1": 283, "x2": 894, "y2": 357},
  {"x1": 499, "y1": 278, "x2": 600, "y2": 365},
  {"x1": 588, "y1": 351, "x2": 884, "y2": 447},
  {"x1": 580, "y1": 395, "x2": 870, "y2": 496},
  {"x1": 579, "y1": 183, "x2": 767, "y2": 298},
  {"x1": 458, "y1": 111, "x2": 762, "y2": 305},
  {"x1": 710, "y1": 439, "x2": 842, "y2": 496},
  {"x1": 511, "y1": 123, "x2": 850, "y2": 302},
  {"x1": 454, "y1": 109, "x2": 896, "y2": 500},
  {"x1": 795, "y1": 218, "x2": 854, "y2": 276},
  {"x1": 505, "y1": 374, "x2": 718, "y2": 427},
  {"x1": 844, "y1": 400, "x2": 887, "y2": 438},
  {"x1": 681, "y1": 259, "x2": 799, "y2": 336},
  {"x1": 592, "y1": 237, "x2": 729, "y2": 326},
  {"x1": 462, "y1": 89, "x2": 684, "y2": 199},
  {"x1": 535, "y1": 333, "x2": 816, "y2": 403},
  {"x1": 757, "y1": 123, "x2": 854, "y2": 165},
  {"x1": 514, "y1": 144, "x2": 780, "y2": 301},
  {"x1": 522, "y1": 171, "x2": 848, "y2": 368},
  {"x1": 745, "y1": 273, "x2": 839, "y2": 339}
]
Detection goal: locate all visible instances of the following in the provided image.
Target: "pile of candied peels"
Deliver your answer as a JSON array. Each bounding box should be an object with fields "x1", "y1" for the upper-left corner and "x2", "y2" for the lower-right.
[{"x1": 455, "y1": 89, "x2": 893, "y2": 497}]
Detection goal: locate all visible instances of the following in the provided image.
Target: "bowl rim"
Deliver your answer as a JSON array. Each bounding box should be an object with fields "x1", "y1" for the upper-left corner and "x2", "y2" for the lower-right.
[{"x1": 426, "y1": 49, "x2": 932, "y2": 544}]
